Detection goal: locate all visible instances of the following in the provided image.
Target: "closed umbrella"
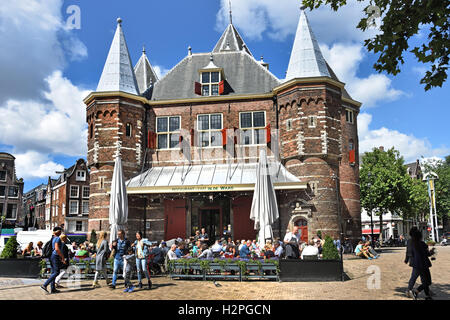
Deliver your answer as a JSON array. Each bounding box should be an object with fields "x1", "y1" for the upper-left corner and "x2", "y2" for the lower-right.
[
  {"x1": 109, "y1": 155, "x2": 128, "y2": 244},
  {"x1": 250, "y1": 149, "x2": 279, "y2": 248}
]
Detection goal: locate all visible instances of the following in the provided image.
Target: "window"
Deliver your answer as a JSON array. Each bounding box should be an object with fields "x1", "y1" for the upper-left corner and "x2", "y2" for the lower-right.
[
  {"x1": 309, "y1": 181, "x2": 319, "y2": 195},
  {"x1": 100, "y1": 177, "x2": 105, "y2": 190},
  {"x1": 0, "y1": 170, "x2": 6, "y2": 181},
  {"x1": 197, "y1": 114, "x2": 223, "y2": 147},
  {"x1": 308, "y1": 116, "x2": 317, "y2": 128},
  {"x1": 345, "y1": 109, "x2": 354, "y2": 124},
  {"x1": 89, "y1": 123, "x2": 94, "y2": 139},
  {"x1": 349, "y1": 139, "x2": 354, "y2": 151},
  {"x1": 286, "y1": 119, "x2": 293, "y2": 131},
  {"x1": 70, "y1": 185, "x2": 79, "y2": 198},
  {"x1": 126, "y1": 123, "x2": 132, "y2": 137},
  {"x1": 62, "y1": 204, "x2": 65, "y2": 216},
  {"x1": 156, "y1": 116, "x2": 181, "y2": 149},
  {"x1": 0, "y1": 186, "x2": 5, "y2": 197},
  {"x1": 76, "y1": 170, "x2": 86, "y2": 182},
  {"x1": 76, "y1": 221, "x2": 83, "y2": 232},
  {"x1": 6, "y1": 204, "x2": 17, "y2": 219},
  {"x1": 201, "y1": 71, "x2": 221, "y2": 96},
  {"x1": 0, "y1": 203, "x2": 3, "y2": 215},
  {"x1": 82, "y1": 186, "x2": 90, "y2": 198},
  {"x1": 69, "y1": 200, "x2": 78, "y2": 214},
  {"x1": 240, "y1": 111, "x2": 266, "y2": 145},
  {"x1": 82, "y1": 201, "x2": 89, "y2": 214},
  {"x1": 8, "y1": 186, "x2": 18, "y2": 198},
  {"x1": 56, "y1": 189, "x2": 59, "y2": 200}
]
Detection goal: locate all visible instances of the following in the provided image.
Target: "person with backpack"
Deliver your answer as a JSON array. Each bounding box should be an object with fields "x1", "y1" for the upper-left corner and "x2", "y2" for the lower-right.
[
  {"x1": 40, "y1": 227, "x2": 65, "y2": 294},
  {"x1": 55, "y1": 234, "x2": 70, "y2": 288},
  {"x1": 92, "y1": 231, "x2": 110, "y2": 288}
]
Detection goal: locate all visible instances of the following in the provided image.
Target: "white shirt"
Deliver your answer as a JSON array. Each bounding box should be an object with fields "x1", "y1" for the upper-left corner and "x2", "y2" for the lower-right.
[
  {"x1": 301, "y1": 245, "x2": 319, "y2": 259},
  {"x1": 284, "y1": 232, "x2": 301, "y2": 243},
  {"x1": 167, "y1": 250, "x2": 178, "y2": 260},
  {"x1": 211, "y1": 243, "x2": 222, "y2": 253}
]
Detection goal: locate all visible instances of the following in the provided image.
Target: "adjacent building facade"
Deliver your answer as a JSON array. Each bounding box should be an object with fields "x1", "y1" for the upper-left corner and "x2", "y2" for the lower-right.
[
  {"x1": 84, "y1": 8, "x2": 362, "y2": 242},
  {"x1": 44, "y1": 159, "x2": 90, "y2": 234},
  {"x1": 0, "y1": 152, "x2": 24, "y2": 228},
  {"x1": 22, "y1": 183, "x2": 47, "y2": 230}
]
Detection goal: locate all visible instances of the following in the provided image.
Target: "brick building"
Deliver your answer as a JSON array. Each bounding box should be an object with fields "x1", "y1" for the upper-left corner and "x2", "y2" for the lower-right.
[
  {"x1": 0, "y1": 152, "x2": 24, "y2": 228},
  {"x1": 84, "y1": 8, "x2": 362, "y2": 242},
  {"x1": 22, "y1": 183, "x2": 47, "y2": 230},
  {"x1": 44, "y1": 159, "x2": 90, "y2": 235}
]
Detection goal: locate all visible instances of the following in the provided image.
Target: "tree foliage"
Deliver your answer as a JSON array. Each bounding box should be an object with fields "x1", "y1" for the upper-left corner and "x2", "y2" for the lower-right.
[
  {"x1": 1, "y1": 236, "x2": 19, "y2": 259},
  {"x1": 303, "y1": 0, "x2": 450, "y2": 91},
  {"x1": 407, "y1": 178, "x2": 430, "y2": 221},
  {"x1": 322, "y1": 235, "x2": 340, "y2": 260}
]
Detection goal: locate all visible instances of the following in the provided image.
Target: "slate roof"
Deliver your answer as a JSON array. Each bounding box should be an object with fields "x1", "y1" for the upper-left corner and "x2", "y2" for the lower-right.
[
  {"x1": 286, "y1": 7, "x2": 331, "y2": 80},
  {"x1": 213, "y1": 23, "x2": 253, "y2": 56},
  {"x1": 406, "y1": 160, "x2": 421, "y2": 178},
  {"x1": 134, "y1": 47, "x2": 159, "y2": 94},
  {"x1": 151, "y1": 51, "x2": 281, "y2": 101},
  {"x1": 96, "y1": 18, "x2": 139, "y2": 95}
]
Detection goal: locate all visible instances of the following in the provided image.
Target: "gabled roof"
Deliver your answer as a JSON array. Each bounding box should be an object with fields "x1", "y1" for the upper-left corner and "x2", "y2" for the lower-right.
[
  {"x1": 151, "y1": 51, "x2": 280, "y2": 101},
  {"x1": 285, "y1": 7, "x2": 331, "y2": 80},
  {"x1": 134, "y1": 47, "x2": 159, "y2": 94},
  {"x1": 213, "y1": 24, "x2": 253, "y2": 56},
  {"x1": 96, "y1": 18, "x2": 139, "y2": 95}
]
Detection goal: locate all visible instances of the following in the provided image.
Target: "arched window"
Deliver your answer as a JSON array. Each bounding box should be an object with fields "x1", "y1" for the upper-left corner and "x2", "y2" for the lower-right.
[
  {"x1": 126, "y1": 123, "x2": 132, "y2": 137},
  {"x1": 349, "y1": 139, "x2": 354, "y2": 151},
  {"x1": 89, "y1": 123, "x2": 93, "y2": 139}
]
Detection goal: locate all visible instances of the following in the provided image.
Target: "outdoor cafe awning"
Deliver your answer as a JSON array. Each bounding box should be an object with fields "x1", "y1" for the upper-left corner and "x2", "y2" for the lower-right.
[{"x1": 125, "y1": 162, "x2": 307, "y2": 194}]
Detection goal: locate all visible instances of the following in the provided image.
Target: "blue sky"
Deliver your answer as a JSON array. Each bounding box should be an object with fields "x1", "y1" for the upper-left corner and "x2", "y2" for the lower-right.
[{"x1": 0, "y1": 0, "x2": 448, "y2": 193}]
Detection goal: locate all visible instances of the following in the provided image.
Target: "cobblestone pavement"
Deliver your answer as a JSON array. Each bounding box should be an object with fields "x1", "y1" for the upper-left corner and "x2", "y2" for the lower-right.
[{"x1": 0, "y1": 247, "x2": 448, "y2": 300}]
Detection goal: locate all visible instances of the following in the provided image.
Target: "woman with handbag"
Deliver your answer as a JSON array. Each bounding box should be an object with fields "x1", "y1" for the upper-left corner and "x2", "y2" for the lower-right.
[{"x1": 92, "y1": 231, "x2": 110, "y2": 288}]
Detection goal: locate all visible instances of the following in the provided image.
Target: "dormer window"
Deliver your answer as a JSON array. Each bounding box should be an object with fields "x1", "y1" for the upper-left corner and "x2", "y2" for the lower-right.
[{"x1": 201, "y1": 71, "x2": 221, "y2": 96}]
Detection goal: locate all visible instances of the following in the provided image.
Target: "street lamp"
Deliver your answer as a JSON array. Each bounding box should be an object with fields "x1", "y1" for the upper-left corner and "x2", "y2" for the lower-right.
[{"x1": 423, "y1": 171, "x2": 439, "y2": 242}]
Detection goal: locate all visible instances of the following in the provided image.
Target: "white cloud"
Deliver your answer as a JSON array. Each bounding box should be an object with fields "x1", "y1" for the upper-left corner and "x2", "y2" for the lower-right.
[
  {"x1": 14, "y1": 151, "x2": 64, "y2": 180},
  {"x1": 358, "y1": 113, "x2": 450, "y2": 162},
  {"x1": 153, "y1": 65, "x2": 170, "y2": 80},
  {"x1": 320, "y1": 43, "x2": 404, "y2": 107},
  {"x1": 0, "y1": 71, "x2": 90, "y2": 158},
  {"x1": 0, "y1": 0, "x2": 87, "y2": 104}
]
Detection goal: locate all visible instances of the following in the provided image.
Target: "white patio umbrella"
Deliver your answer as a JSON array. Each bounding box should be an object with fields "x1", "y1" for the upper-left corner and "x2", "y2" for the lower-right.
[
  {"x1": 109, "y1": 154, "x2": 128, "y2": 244},
  {"x1": 250, "y1": 149, "x2": 279, "y2": 248}
]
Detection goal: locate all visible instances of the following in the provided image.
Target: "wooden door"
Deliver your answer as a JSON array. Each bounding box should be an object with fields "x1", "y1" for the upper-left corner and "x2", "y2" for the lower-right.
[
  {"x1": 164, "y1": 198, "x2": 186, "y2": 240},
  {"x1": 232, "y1": 197, "x2": 257, "y2": 241}
]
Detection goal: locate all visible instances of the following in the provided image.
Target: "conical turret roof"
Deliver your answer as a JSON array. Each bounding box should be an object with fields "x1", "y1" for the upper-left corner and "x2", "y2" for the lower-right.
[
  {"x1": 96, "y1": 18, "x2": 139, "y2": 95},
  {"x1": 213, "y1": 24, "x2": 253, "y2": 56},
  {"x1": 134, "y1": 46, "x2": 159, "y2": 94}
]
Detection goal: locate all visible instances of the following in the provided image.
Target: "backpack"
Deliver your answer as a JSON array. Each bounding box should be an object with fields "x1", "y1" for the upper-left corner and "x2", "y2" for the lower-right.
[{"x1": 42, "y1": 238, "x2": 54, "y2": 259}]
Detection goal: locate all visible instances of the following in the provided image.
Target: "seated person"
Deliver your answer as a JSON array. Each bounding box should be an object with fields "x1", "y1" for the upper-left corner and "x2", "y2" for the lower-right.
[
  {"x1": 35, "y1": 241, "x2": 44, "y2": 257},
  {"x1": 193, "y1": 230, "x2": 201, "y2": 243},
  {"x1": 264, "y1": 244, "x2": 275, "y2": 258},
  {"x1": 198, "y1": 244, "x2": 213, "y2": 259},
  {"x1": 355, "y1": 241, "x2": 375, "y2": 259},
  {"x1": 22, "y1": 242, "x2": 34, "y2": 256},
  {"x1": 75, "y1": 245, "x2": 89, "y2": 259},
  {"x1": 364, "y1": 241, "x2": 379, "y2": 258},
  {"x1": 239, "y1": 240, "x2": 251, "y2": 258},
  {"x1": 274, "y1": 241, "x2": 283, "y2": 258},
  {"x1": 223, "y1": 244, "x2": 235, "y2": 259},
  {"x1": 175, "y1": 242, "x2": 189, "y2": 258},
  {"x1": 167, "y1": 244, "x2": 178, "y2": 260},
  {"x1": 301, "y1": 240, "x2": 319, "y2": 260},
  {"x1": 211, "y1": 240, "x2": 223, "y2": 257},
  {"x1": 315, "y1": 238, "x2": 323, "y2": 255},
  {"x1": 198, "y1": 228, "x2": 209, "y2": 245},
  {"x1": 69, "y1": 242, "x2": 78, "y2": 259}
]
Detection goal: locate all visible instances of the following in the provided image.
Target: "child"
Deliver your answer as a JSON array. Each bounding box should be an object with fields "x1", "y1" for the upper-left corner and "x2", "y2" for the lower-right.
[{"x1": 123, "y1": 247, "x2": 136, "y2": 292}]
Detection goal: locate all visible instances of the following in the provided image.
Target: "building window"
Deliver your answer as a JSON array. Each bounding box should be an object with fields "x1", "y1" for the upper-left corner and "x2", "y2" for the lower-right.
[
  {"x1": 89, "y1": 123, "x2": 94, "y2": 139},
  {"x1": 308, "y1": 116, "x2": 317, "y2": 128},
  {"x1": 156, "y1": 116, "x2": 181, "y2": 149},
  {"x1": 62, "y1": 204, "x2": 65, "y2": 216},
  {"x1": 75, "y1": 221, "x2": 83, "y2": 232},
  {"x1": 197, "y1": 114, "x2": 223, "y2": 147},
  {"x1": 286, "y1": 119, "x2": 293, "y2": 131},
  {"x1": 0, "y1": 186, "x2": 5, "y2": 197},
  {"x1": 309, "y1": 181, "x2": 319, "y2": 195},
  {"x1": 201, "y1": 71, "x2": 221, "y2": 96},
  {"x1": 6, "y1": 204, "x2": 17, "y2": 219},
  {"x1": 70, "y1": 185, "x2": 79, "y2": 198},
  {"x1": 56, "y1": 189, "x2": 59, "y2": 200},
  {"x1": 345, "y1": 109, "x2": 354, "y2": 124},
  {"x1": 82, "y1": 201, "x2": 89, "y2": 215},
  {"x1": 239, "y1": 111, "x2": 266, "y2": 145},
  {"x1": 0, "y1": 170, "x2": 6, "y2": 181},
  {"x1": 69, "y1": 200, "x2": 78, "y2": 215},
  {"x1": 8, "y1": 186, "x2": 19, "y2": 198},
  {"x1": 82, "y1": 186, "x2": 90, "y2": 198},
  {"x1": 126, "y1": 123, "x2": 132, "y2": 137},
  {"x1": 0, "y1": 203, "x2": 3, "y2": 215},
  {"x1": 100, "y1": 177, "x2": 105, "y2": 190},
  {"x1": 76, "y1": 170, "x2": 86, "y2": 182},
  {"x1": 349, "y1": 139, "x2": 354, "y2": 150}
]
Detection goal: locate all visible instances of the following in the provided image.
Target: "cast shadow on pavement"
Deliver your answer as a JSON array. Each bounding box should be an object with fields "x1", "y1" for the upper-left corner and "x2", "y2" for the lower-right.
[{"x1": 393, "y1": 283, "x2": 450, "y2": 300}]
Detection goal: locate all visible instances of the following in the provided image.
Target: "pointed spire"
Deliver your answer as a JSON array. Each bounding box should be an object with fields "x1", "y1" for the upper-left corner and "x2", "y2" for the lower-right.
[
  {"x1": 97, "y1": 18, "x2": 139, "y2": 95},
  {"x1": 285, "y1": 7, "x2": 331, "y2": 80},
  {"x1": 229, "y1": 0, "x2": 233, "y2": 25},
  {"x1": 134, "y1": 45, "x2": 159, "y2": 93}
]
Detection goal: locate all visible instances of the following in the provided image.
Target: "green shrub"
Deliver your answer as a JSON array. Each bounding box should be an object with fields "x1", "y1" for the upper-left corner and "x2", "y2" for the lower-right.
[
  {"x1": 1, "y1": 236, "x2": 19, "y2": 259},
  {"x1": 322, "y1": 236, "x2": 340, "y2": 260},
  {"x1": 426, "y1": 240, "x2": 436, "y2": 246}
]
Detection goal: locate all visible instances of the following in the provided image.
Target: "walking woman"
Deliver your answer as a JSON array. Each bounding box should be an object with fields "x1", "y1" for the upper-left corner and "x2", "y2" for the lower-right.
[
  {"x1": 55, "y1": 234, "x2": 70, "y2": 288},
  {"x1": 92, "y1": 231, "x2": 110, "y2": 288},
  {"x1": 405, "y1": 227, "x2": 435, "y2": 300},
  {"x1": 132, "y1": 231, "x2": 152, "y2": 289}
]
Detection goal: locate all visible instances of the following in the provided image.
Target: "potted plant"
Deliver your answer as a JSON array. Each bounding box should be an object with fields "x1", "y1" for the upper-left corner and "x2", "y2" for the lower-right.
[{"x1": 0, "y1": 236, "x2": 41, "y2": 278}]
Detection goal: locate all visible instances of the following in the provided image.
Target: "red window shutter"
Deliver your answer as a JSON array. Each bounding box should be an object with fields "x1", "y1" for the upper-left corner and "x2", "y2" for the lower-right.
[
  {"x1": 190, "y1": 129, "x2": 195, "y2": 147},
  {"x1": 147, "y1": 130, "x2": 152, "y2": 148},
  {"x1": 233, "y1": 127, "x2": 238, "y2": 144},
  {"x1": 194, "y1": 82, "x2": 202, "y2": 95},
  {"x1": 265, "y1": 123, "x2": 271, "y2": 144},
  {"x1": 148, "y1": 131, "x2": 156, "y2": 149},
  {"x1": 221, "y1": 128, "x2": 227, "y2": 146},
  {"x1": 349, "y1": 149, "x2": 355, "y2": 163},
  {"x1": 219, "y1": 80, "x2": 225, "y2": 95}
]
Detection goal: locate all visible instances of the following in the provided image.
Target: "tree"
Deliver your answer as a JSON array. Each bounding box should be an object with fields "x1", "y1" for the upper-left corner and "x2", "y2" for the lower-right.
[
  {"x1": 407, "y1": 178, "x2": 430, "y2": 223},
  {"x1": 360, "y1": 147, "x2": 411, "y2": 244},
  {"x1": 423, "y1": 155, "x2": 450, "y2": 228},
  {"x1": 322, "y1": 235, "x2": 340, "y2": 260},
  {"x1": 1, "y1": 236, "x2": 19, "y2": 259},
  {"x1": 303, "y1": 0, "x2": 450, "y2": 91}
]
